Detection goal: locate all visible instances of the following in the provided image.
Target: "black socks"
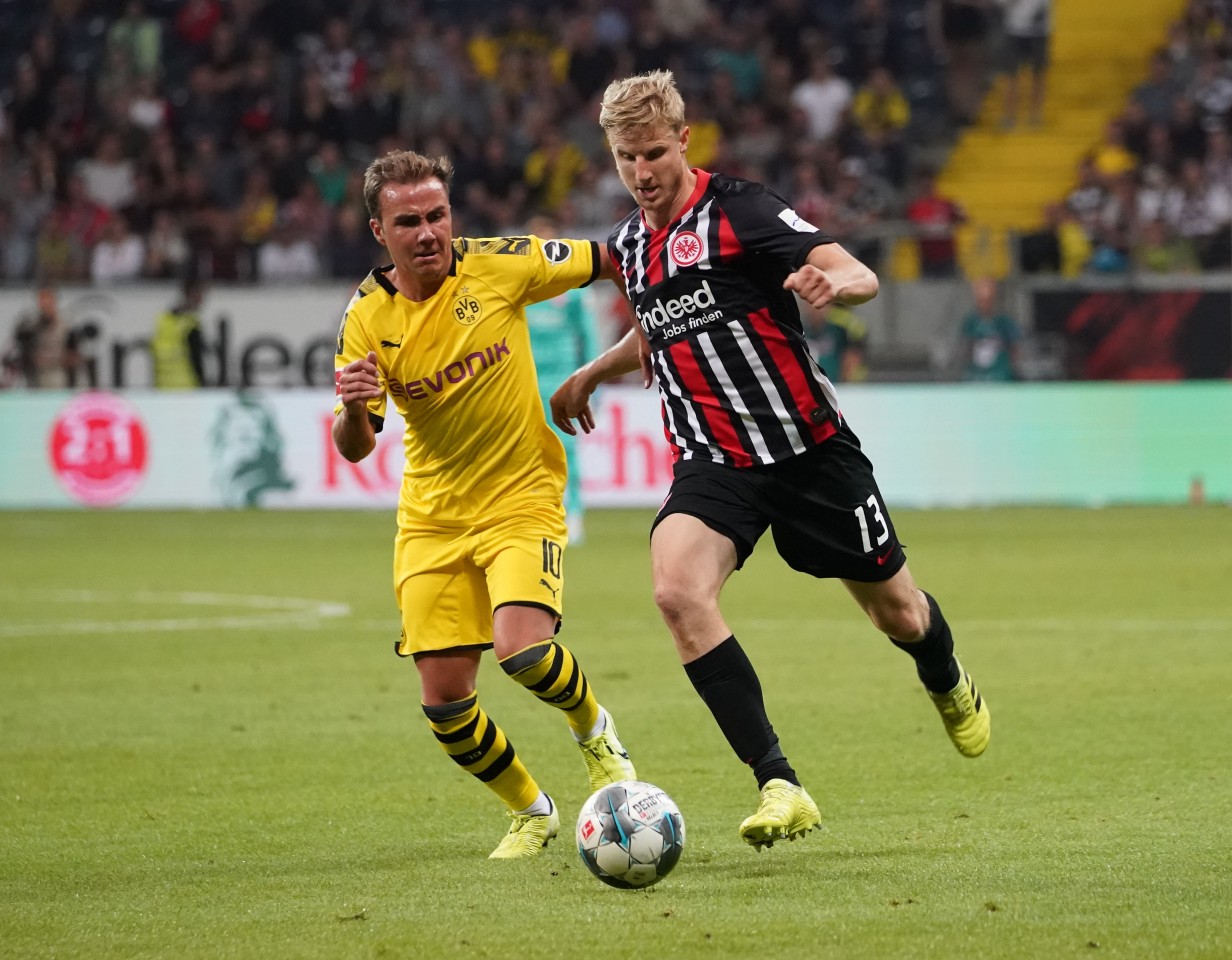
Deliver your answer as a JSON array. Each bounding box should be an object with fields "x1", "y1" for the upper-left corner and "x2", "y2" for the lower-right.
[
  {"x1": 681, "y1": 595, "x2": 960, "y2": 790},
  {"x1": 890, "y1": 592, "x2": 961, "y2": 693},
  {"x1": 683, "y1": 635, "x2": 798, "y2": 788}
]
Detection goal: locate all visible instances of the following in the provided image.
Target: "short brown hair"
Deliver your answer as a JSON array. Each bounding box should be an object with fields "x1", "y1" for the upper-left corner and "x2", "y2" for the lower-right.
[
  {"x1": 363, "y1": 150, "x2": 454, "y2": 220},
  {"x1": 599, "y1": 70, "x2": 687, "y2": 138}
]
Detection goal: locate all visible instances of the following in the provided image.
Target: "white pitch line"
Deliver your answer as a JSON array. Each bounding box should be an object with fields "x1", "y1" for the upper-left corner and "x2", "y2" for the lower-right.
[
  {"x1": 5, "y1": 594, "x2": 1229, "y2": 640},
  {"x1": 0, "y1": 589, "x2": 351, "y2": 638},
  {"x1": 0, "y1": 587, "x2": 350, "y2": 613},
  {"x1": 1, "y1": 615, "x2": 331, "y2": 636}
]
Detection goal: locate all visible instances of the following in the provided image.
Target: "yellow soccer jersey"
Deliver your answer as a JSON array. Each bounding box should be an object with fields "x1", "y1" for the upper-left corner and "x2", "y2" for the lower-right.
[{"x1": 334, "y1": 235, "x2": 602, "y2": 525}]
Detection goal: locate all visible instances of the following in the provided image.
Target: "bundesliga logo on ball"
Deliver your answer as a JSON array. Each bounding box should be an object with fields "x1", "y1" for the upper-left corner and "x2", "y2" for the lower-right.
[{"x1": 576, "y1": 780, "x2": 685, "y2": 889}]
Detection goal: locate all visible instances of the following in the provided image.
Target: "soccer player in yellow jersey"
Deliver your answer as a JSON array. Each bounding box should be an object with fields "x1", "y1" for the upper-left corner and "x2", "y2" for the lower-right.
[{"x1": 333, "y1": 150, "x2": 635, "y2": 860}]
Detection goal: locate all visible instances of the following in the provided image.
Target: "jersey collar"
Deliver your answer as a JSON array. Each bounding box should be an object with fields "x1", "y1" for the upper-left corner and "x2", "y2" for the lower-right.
[
  {"x1": 370, "y1": 250, "x2": 460, "y2": 299},
  {"x1": 641, "y1": 168, "x2": 710, "y2": 236}
]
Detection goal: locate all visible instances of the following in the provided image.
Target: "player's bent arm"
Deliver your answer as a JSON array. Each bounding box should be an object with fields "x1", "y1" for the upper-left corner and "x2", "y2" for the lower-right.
[
  {"x1": 786, "y1": 243, "x2": 879, "y2": 309},
  {"x1": 333, "y1": 405, "x2": 376, "y2": 462},
  {"x1": 818, "y1": 240, "x2": 877, "y2": 304},
  {"x1": 595, "y1": 243, "x2": 619, "y2": 282},
  {"x1": 811, "y1": 242, "x2": 879, "y2": 304},
  {"x1": 333, "y1": 349, "x2": 382, "y2": 462},
  {"x1": 550, "y1": 329, "x2": 643, "y2": 436},
  {"x1": 594, "y1": 243, "x2": 632, "y2": 303}
]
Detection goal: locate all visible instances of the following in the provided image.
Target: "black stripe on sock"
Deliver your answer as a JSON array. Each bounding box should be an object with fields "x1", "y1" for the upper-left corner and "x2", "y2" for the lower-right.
[
  {"x1": 563, "y1": 676, "x2": 590, "y2": 711},
  {"x1": 541, "y1": 658, "x2": 580, "y2": 704},
  {"x1": 527, "y1": 646, "x2": 565, "y2": 693},
  {"x1": 432, "y1": 714, "x2": 480, "y2": 745},
  {"x1": 476, "y1": 741, "x2": 516, "y2": 782},
  {"x1": 422, "y1": 695, "x2": 477, "y2": 723}
]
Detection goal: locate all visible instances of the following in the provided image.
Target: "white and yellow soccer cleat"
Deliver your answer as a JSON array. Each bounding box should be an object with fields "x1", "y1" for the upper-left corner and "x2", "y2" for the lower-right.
[
  {"x1": 578, "y1": 709, "x2": 636, "y2": 791},
  {"x1": 488, "y1": 798, "x2": 560, "y2": 860},
  {"x1": 738, "y1": 778, "x2": 822, "y2": 850},
  {"x1": 928, "y1": 660, "x2": 991, "y2": 757}
]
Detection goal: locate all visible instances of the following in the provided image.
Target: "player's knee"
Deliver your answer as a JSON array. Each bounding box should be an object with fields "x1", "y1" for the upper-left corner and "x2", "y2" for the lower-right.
[
  {"x1": 869, "y1": 598, "x2": 928, "y2": 641},
  {"x1": 653, "y1": 578, "x2": 707, "y2": 630}
]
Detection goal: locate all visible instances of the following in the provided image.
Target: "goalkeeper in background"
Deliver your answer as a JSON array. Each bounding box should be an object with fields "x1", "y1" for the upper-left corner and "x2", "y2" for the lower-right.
[{"x1": 524, "y1": 213, "x2": 603, "y2": 544}]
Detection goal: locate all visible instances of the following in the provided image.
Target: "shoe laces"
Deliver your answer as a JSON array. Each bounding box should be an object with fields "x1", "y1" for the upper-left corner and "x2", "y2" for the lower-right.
[
  {"x1": 758, "y1": 782, "x2": 798, "y2": 816},
  {"x1": 581, "y1": 736, "x2": 614, "y2": 759},
  {"x1": 937, "y1": 675, "x2": 975, "y2": 720},
  {"x1": 581, "y1": 722, "x2": 628, "y2": 762},
  {"x1": 581, "y1": 742, "x2": 616, "y2": 783},
  {"x1": 504, "y1": 808, "x2": 551, "y2": 839}
]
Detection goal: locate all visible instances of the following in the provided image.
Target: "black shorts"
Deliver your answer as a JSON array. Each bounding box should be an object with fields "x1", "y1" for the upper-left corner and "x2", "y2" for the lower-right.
[{"x1": 652, "y1": 422, "x2": 906, "y2": 583}]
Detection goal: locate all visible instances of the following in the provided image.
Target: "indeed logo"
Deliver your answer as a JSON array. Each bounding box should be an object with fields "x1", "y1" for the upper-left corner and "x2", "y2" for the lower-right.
[
  {"x1": 636, "y1": 280, "x2": 720, "y2": 335},
  {"x1": 389, "y1": 338, "x2": 510, "y2": 400}
]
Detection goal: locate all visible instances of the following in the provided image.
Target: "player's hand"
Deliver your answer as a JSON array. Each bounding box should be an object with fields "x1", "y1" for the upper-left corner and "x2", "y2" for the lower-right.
[
  {"x1": 783, "y1": 264, "x2": 838, "y2": 310},
  {"x1": 551, "y1": 372, "x2": 596, "y2": 436},
  {"x1": 337, "y1": 350, "x2": 382, "y2": 409}
]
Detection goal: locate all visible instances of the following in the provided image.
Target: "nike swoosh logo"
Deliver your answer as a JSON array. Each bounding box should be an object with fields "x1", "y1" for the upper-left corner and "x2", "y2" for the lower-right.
[
  {"x1": 380, "y1": 338, "x2": 403, "y2": 348},
  {"x1": 876, "y1": 548, "x2": 895, "y2": 566}
]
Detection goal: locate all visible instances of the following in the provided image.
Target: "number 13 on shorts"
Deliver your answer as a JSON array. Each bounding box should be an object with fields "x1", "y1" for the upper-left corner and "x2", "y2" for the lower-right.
[{"x1": 853, "y1": 494, "x2": 889, "y2": 554}]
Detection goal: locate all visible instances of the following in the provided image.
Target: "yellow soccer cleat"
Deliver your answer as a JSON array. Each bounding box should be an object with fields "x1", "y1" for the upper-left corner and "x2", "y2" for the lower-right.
[
  {"x1": 488, "y1": 799, "x2": 560, "y2": 860},
  {"x1": 929, "y1": 661, "x2": 991, "y2": 757},
  {"x1": 738, "y1": 778, "x2": 822, "y2": 850},
  {"x1": 578, "y1": 709, "x2": 636, "y2": 791}
]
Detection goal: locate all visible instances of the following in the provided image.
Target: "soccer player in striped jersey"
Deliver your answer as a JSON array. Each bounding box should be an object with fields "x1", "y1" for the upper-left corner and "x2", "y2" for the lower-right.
[
  {"x1": 552, "y1": 71, "x2": 990, "y2": 850},
  {"x1": 333, "y1": 150, "x2": 635, "y2": 860}
]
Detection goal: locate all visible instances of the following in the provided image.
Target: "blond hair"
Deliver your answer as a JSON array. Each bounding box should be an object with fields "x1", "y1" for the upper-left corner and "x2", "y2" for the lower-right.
[
  {"x1": 599, "y1": 70, "x2": 686, "y2": 137},
  {"x1": 363, "y1": 150, "x2": 455, "y2": 219}
]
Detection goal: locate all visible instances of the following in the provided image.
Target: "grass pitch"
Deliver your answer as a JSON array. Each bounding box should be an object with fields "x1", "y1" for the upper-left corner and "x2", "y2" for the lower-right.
[{"x1": 1, "y1": 506, "x2": 1230, "y2": 960}]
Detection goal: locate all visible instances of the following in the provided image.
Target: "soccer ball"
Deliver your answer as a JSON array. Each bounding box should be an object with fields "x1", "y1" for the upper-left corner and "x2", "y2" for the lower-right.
[{"x1": 576, "y1": 780, "x2": 685, "y2": 889}]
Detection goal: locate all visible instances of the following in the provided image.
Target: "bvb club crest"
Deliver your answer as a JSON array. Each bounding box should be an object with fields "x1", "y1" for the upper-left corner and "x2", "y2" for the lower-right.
[{"x1": 452, "y1": 291, "x2": 482, "y2": 326}]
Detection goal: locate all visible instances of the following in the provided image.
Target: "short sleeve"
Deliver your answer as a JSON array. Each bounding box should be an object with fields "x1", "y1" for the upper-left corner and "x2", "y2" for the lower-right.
[
  {"x1": 524, "y1": 236, "x2": 601, "y2": 306},
  {"x1": 332, "y1": 296, "x2": 387, "y2": 426},
  {"x1": 721, "y1": 180, "x2": 835, "y2": 270}
]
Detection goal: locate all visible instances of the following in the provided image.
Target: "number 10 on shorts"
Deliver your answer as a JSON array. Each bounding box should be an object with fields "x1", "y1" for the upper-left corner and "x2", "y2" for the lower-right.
[{"x1": 541, "y1": 538, "x2": 563, "y2": 578}]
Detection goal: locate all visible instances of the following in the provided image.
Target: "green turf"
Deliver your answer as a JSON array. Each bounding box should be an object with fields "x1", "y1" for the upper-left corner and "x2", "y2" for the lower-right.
[{"x1": 1, "y1": 507, "x2": 1230, "y2": 959}]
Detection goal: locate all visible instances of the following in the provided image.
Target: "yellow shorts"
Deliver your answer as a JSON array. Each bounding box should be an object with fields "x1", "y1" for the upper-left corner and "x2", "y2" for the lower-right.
[{"x1": 392, "y1": 501, "x2": 568, "y2": 657}]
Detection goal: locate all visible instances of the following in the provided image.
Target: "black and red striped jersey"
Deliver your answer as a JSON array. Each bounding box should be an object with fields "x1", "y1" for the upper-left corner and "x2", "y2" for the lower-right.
[{"x1": 608, "y1": 169, "x2": 843, "y2": 468}]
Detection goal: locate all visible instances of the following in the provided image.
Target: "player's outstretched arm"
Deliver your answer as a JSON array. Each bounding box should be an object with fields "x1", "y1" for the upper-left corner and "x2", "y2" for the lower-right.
[
  {"x1": 333, "y1": 350, "x2": 381, "y2": 462},
  {"x1": 595, "y1": 243, "x2": 620, "y2": 283},
  {"x1": 785, "y1": 242, "x2": 879, "y2": 310},
  {"x1": 550, "y1": 329, "x2": 645, "y2": 436}
]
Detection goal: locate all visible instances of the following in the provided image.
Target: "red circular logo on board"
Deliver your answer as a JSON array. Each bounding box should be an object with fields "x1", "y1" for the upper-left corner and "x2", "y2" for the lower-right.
[
  {"x1": 670, "y1": 231, "x2": 704, "y2": 267},
  {"x1": 48, "y1": 392, "x2": 149, "y2": 506}
]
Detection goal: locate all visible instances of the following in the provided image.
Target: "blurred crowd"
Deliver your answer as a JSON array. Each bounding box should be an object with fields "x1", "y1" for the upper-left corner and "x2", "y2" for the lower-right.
[
  {"x1": 1021, "y1": 1, "x2": 1232, "y2": 277},
  {"x1": 0, "y1": 0, "x2": 1229, "y2": 295},
  {"x1": 0, "y1": 0, "x2": 999, "y2": 288}
]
